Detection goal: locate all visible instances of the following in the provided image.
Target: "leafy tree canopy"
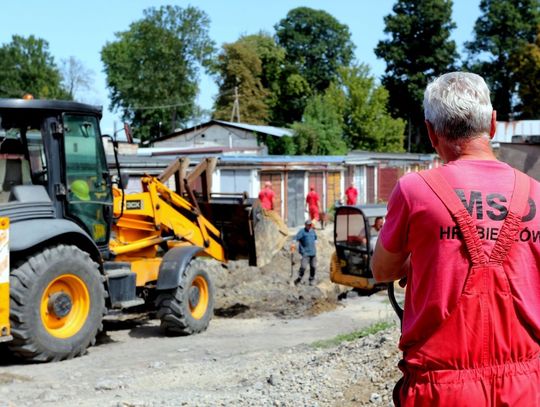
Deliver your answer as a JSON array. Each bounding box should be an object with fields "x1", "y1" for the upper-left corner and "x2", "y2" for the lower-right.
[
  {"x1": 0, "y1": 35, "x2": 69, "y2": 99},
  {"x1": 101, "y1": 5, "x2": 215, "y2": 141},
  {"x1": 328, "y1": 65, "x2": 405, "y2": 152},
  {"x1": 375, "y1": 0, "x2": 458, "y2": 152},
  {"x1": 213, "y1": 33, "x2": 285, "y2": 124},
  {"x1": 275, "y1": 7, "x2": 355, "y2": 92},
  {"x1": 291, "y1": 94, "x2": 348, "y2": 155},
  {"x1": 274, "y1": 7, "x2": 355, "y2": 124},
  {"x1": 269, "y1": 65, "x2": 405, "y2": 155},
  {"x1": 237, "y1": 33, "x2": 286, "y2": 105},
  {"x1": 510, "y1": 25, "x2": 540, "y2": 119},
  {"x1": 466, "y1": 0, "x2": 540, "y2": 120}
]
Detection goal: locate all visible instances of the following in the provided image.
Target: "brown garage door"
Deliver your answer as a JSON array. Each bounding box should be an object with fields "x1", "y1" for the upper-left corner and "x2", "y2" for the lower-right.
[
  {"x1": 378, "y1": 167, "x2": 401, "y2": 202},
  {"x1": 260, "y1": 172, "x2": 283, "y2": 217}
]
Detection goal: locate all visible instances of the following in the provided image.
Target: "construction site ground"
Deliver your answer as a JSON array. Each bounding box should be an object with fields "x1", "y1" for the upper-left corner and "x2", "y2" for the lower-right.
[{"x1": 0, "y1": 224, "x2": 403, "y2": 407}]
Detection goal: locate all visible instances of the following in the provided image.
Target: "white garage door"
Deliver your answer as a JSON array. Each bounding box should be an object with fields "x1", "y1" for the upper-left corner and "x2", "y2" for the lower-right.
[{"x1": 220, "y1": 170, "x2": 251, "y2": 195}]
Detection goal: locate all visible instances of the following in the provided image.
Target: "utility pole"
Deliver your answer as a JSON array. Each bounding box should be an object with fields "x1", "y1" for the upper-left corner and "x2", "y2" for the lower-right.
[
  {"x1": 230, "y1": 85, "x2": 241, "y2": 123},
  {"x1": 230, "y1": 76, "x2": 241, "y2": 123}
]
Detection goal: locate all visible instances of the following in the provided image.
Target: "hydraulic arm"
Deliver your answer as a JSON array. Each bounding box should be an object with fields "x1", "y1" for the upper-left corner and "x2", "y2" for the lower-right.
[{"x1": 110, "y1": 176, "x2": 225, "y2": 263}]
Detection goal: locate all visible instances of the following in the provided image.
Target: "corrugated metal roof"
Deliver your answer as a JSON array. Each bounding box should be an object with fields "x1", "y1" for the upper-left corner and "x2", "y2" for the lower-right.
[
  {"x1": 153, "y1": 120, "x2": 293, "y2": 143},
  {"x1": 214, "y1": 120, "x2": 293, "y2": 138},
  {"x1": 137, "y1": 146, "x2": 262, "y2": 156},
  {"x1": 218, "y1": 155, "x2": 344, "y2": 164},
  {"x1": 346, "y1": 151, "x2": 436, "y2": 163}
]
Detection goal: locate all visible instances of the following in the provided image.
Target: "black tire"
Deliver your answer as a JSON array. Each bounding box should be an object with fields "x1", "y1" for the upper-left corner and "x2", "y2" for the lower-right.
[
  {"x1": 156, "y1": 261, "x2": 215, "y2": 336},
  {"x1": 8, "y1": 245, "x2": 105, "y2": 362}
]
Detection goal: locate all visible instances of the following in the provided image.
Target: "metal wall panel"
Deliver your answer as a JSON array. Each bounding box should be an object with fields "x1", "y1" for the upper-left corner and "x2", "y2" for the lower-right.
[
  {"x1": 366, "y1": 166, "x2": 376, "y2": 203},
  {"x1": 287, "y1": 171, "x2": 305, "y2": 227}
]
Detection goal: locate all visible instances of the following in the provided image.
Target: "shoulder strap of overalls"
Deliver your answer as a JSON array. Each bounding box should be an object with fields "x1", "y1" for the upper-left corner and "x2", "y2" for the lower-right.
[
  {"x1": 418, "y1": 167, "x2": 531, "y2": 266},
  {"x1": 418, "y1": 168, "x2": 487, "y2": 265},
  {"x1": 488, "y1": 170, "x2": 530, "y2": 264}
]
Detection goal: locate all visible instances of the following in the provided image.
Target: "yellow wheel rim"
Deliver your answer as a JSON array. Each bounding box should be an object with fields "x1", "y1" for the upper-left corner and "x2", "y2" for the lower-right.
[
  {"x1": 189, "y1": 275, "x2": 209, "y2": 320},
  {"x1": 40, "y1": 274, "x2": 90, "y2": 338}
]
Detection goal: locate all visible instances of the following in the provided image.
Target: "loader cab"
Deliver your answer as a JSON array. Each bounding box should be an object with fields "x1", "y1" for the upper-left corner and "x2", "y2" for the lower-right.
[
  {"x1": 63, "y1": 113, "x2": 112, "y2": 245},
  {"x1": 330, "y1": 204, "x2": 387, "y2": 291},
  {"x1": 0, "y1": 99, "x2": 113, "y2": 253}
]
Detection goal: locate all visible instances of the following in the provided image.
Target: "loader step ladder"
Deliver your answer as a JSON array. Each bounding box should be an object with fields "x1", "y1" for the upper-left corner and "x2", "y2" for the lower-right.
[{"x1": 104, "y1": 264, "x2": 145, "y2": 309}]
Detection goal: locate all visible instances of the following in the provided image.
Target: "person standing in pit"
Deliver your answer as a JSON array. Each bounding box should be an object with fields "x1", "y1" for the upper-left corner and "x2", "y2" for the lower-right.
[{"x1": 294, "y1": 220, "x2": 317, "y2": 286}]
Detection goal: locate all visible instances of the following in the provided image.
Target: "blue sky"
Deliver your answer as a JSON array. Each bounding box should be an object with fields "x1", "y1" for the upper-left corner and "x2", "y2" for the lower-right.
[{"x1": 0, "y1": 0, "x2": 480, "y2": 134}]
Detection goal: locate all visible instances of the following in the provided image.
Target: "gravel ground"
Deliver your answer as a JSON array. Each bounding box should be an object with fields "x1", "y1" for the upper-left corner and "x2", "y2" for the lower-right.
[
  {"x1": 0, "y1": 223, "x2": 405, "y2": 406},
  {"x1": 173, "y1": 326, "x2": 402, "y2": 407}
]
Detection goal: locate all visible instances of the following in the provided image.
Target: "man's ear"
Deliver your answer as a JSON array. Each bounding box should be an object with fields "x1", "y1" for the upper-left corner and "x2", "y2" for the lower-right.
[
  {"x1": 425, "y1": 120, "x2": 438, "y2": 148},
  {"x1": 489, "y1": 110, "x2": 497, "y2": 139}
]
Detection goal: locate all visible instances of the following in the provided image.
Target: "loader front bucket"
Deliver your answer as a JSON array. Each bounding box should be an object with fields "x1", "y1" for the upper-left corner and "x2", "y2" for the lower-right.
[{"x1": 198, "y1": 195, "x2": 288, "y2": 267}]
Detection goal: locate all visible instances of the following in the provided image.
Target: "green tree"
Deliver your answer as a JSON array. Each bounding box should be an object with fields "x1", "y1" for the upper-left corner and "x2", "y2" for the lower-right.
[
  {"x1": 213, "y1": 33, "x2": 285, "y2": 124},
  {"x1": 466, "y1": 0, "x2": 540, "y2": 120},
  {"x1": 375, "y1": 0, "x2": 458, "y2": 152},
  {"x1": 329, "y1": 65, "x2": 406, "y2": 152},
  {"x1": 291, "y1": 94, "x2": 348, "y2": 155},
  {"x1": 0, "y1": 35, "x2": 69, "y2": 99},
  {"x1": 261, "y1": 133, "x2": 297, "y2": 155},
  {"x1": 274, "y1": 7, "x2": 355, "y2": 124},
  {"x1": 101, "y1": 5, "x2": 215, "y2": 141},
  {"x1": 510, "y1": 26, "x2": 540, "y2": 119},
  {"x1": 271, "y1": 67, "x2": 312, "y2": 126},
  {"x1": 238, "y1": 33, "x2": 286, "y2": 115}
]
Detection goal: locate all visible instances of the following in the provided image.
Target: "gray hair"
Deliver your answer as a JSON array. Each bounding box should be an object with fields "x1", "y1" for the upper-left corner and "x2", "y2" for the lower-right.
[{"x1": 424, "y1": 72, "x2": 493, "y2": 141}]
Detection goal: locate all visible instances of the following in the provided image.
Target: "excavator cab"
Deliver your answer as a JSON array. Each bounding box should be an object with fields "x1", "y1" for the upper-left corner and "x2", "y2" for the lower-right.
[{"x1": 330, "y1": 204, "x2": 387, "y2": 292}]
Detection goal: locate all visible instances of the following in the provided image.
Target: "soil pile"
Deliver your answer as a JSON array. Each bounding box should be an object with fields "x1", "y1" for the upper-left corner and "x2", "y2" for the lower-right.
[{"x1": 210, "y1": 224, "x2": 345, "y2": 319}]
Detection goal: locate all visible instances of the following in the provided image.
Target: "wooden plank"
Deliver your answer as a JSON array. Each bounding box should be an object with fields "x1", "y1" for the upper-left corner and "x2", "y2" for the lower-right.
[{"x1": 326, "y1": 171, "x2": 341, "y2": 209}]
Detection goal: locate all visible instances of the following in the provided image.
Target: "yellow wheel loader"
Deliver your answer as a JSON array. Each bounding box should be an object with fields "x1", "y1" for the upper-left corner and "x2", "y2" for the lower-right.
[{"x1": 0, "y1": 98, "x2": 285, "y2": 362}]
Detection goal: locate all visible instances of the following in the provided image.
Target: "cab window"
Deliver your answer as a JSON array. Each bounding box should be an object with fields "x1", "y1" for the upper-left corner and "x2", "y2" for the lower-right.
[{"x1": 63, "y1": 114, "x2": 111, "y2": 244}]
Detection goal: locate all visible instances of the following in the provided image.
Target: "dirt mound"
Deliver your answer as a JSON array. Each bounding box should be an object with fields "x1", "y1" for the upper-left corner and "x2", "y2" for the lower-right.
[{"x1": 209, "y1": 223, "x2": 348, "y2": 319}]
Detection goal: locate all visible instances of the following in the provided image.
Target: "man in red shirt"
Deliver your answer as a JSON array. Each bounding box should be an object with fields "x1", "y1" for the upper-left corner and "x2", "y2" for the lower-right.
[
  {"x1": 305, "y1": 186, "x2": 321, "y2": 223},
  {"x1": 258, "y1": 181, "x2": 275, "y2": 210},
  {"x1": 344, "y1": 182, "x2": 358, "y2": 205},
  {"x1": 372, "y1": 72, "x2": 540, "y2": 406}
]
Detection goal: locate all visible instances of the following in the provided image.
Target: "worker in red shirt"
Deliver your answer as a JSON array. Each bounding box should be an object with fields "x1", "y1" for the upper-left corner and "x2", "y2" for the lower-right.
[
  {"x1": 258, "y1": 181, "x2": 275, "y2": 210},
  {"x1": 305, "y1": 186, "x2": 321, "y2": 224},
  {"x1": 372, "y1": 72, "x2": 540, "y2": 406},
  {"x1": 344, "y1": 182, "x2": 358, "y2": 205}
]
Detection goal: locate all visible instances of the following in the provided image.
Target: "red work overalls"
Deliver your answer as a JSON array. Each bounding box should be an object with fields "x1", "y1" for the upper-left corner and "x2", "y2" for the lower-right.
[{"x1": 397, "y1": 168, "x2": 540, "y2": 406}]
